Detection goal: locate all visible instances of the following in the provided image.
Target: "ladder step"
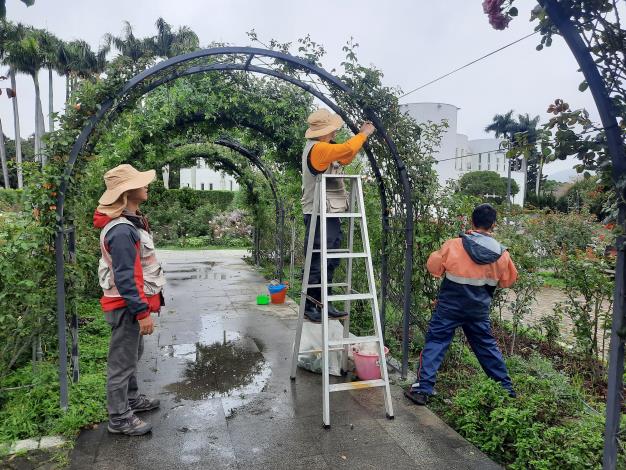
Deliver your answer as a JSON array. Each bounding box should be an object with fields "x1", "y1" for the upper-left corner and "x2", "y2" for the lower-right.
[
  {"x1": 328, "y1": 336, "x2": 380, "y2": 347},
  {"x1": 305, "y1": 282, "x2": 349, "y2": 289},
  {"x1": 312, "y1": 249, "x2": 350, "y2": 253},
  {"x1": 329, "y1": 379, "x2": 387, "y2": 392},
  {"x1": 325, "y1": 213, "x2": 362, "y2": 218},
  {"x1": 322, "y1": 174, "x2": 361, "y2": 179},
  {"x1": 326, "y1": 253, "x2": 367, "y2": 259},
  {"x1": 327, "y1": 293, "x2": 373, "y2": 302},
  {"x1": 299, "y1": 347, "x2": 344, "y2": 354}
]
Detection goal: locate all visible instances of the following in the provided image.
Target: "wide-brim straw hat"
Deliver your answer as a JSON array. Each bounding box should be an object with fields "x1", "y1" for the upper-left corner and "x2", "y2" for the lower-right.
[
  {"x1": 305, "y1": 109, "x2": 344, "y2": 139},
  {"x1": 98, "y1": 164, "x2": 156, "y2": 205}
]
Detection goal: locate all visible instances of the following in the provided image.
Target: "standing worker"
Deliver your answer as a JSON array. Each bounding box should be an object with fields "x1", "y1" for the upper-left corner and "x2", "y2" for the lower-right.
[
  {"x1": 405, "y1": 204, "x2": 518, "y2": 405},
  {"x1": 94, "y1": 164, "x2": 166, "y2": 435},
  {"x1": 301, "y1": 108, "x2": 375, "y2": 322}
]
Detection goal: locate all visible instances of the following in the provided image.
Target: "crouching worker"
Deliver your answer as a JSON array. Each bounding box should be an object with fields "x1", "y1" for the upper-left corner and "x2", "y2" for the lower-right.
[
  {"x1": 405, "y1": 204, "x2": 518, "y2": 406},
  {"x1": 94, "y1": 164, "x2": 166, "y2": 435}
]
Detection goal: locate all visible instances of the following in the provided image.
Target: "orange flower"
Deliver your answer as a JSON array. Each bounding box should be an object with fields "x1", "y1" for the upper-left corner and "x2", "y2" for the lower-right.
[{"x1": 49, "y1": 205, "x2": 57, "y2": 211}]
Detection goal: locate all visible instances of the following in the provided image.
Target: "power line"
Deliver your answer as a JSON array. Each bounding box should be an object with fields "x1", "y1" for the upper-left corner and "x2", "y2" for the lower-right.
[
  {"x1": 399, "y1": 31, "x2": 538, "y2": 99},
  {"x1": 433, "y1": 127, "x2": 603, "y2": 164}
]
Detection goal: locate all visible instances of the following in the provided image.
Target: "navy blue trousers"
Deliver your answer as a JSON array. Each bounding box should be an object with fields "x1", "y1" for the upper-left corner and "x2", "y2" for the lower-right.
[
  {"x1": 303, "y1": 215, "x2": 343, "y2": 307},
  {"x1": 414, "y1": 305, "x2": 513, "y2": 395}
]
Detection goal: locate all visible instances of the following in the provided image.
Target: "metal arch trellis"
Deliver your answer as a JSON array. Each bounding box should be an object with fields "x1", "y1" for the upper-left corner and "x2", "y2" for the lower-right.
[
  {"x1": 119, "y1": 108, "x2": 289, "y2": 280},
  {"x1": 214, "y1": 137, "x2": 286, "y2": 282},
  {"x1": 532, "y1": 1, "x2": 625, "y2": 468},
  {"x1": 171, "y1": 137, "x2": 287, "y2": 280},
  {"x1": 55, "y1": 46, "x2": 414, "y2": 409}
]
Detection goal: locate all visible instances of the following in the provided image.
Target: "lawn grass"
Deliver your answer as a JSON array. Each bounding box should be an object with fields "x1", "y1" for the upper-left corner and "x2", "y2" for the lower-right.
[{"x1": 536, "y1": 270, "x2": 567, "y2": 289}]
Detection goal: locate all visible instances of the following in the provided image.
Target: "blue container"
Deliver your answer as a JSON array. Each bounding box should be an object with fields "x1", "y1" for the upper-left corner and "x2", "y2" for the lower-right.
[{"x1": 268, "y1": 284, "x2": 287, "y2": 294}]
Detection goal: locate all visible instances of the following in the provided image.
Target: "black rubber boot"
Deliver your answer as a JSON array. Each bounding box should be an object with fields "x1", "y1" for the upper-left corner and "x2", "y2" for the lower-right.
[
  {"x1": 327, "y1": 304, "x2": 348, "y2": 318},
  {"x1": 304, "y1": 303, "x2": 321, "y2": 323}
]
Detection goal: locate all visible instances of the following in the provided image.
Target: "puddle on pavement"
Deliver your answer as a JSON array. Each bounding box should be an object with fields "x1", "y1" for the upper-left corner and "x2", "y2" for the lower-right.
[
  {"x1": 165, "y1": 262, "x2": 232, "y2": 283},
  {"x1": 164, "y1": 315, "x2": 271, "y2": 417}
]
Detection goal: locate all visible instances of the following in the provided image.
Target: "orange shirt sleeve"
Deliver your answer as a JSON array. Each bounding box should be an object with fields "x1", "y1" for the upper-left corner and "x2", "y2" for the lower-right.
[
  {"x1": 497, "y1": 252, "x2": 518, "y2": 288},
  {"x1": 309, "y1": 133, "x2": 367, "y2": 172},
  {"x1": 426, "y1": 240, "x2": 452, "y2": 278}
]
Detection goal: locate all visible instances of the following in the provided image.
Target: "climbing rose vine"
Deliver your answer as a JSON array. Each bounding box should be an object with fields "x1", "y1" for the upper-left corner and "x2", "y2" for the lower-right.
[{"x1": 482, "y1": 0, "x2": 515, "y2": 30}]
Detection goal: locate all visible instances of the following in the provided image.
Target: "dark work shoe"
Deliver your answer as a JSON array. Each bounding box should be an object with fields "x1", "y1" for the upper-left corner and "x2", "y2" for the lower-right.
[
  {"x1": 327, "y1": 304, "x2": 348, "y2": 319},
  {"x1": 107, "y1": 415, "x2": 152, "y2": 436},
  {"x1": 404, "y1": 388, "x2": 429, "y2": 406},
  {"x1": 304, "y1": 307, "x2": 321, "y2": 323},
  {"x1": 130, "y1": 394, "x2": 160, "y2": 413}
]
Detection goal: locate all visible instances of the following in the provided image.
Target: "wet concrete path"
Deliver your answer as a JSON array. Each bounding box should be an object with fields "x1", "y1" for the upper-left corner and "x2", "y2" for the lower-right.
[{"x1": 70, "y1": 250, "x2": 500, "y2": 470}]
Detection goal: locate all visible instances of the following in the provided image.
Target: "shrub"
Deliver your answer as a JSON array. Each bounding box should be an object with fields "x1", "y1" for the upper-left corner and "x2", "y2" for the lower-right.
[
  {"x1": 440, "y1": 353, "x2": 606, "y2": 469},
  {"x1": 0, "y1": 212, "x2": 56, "y2": 380},
  {"x1": 0, "y1": 189, "x2": 23, "y2": 211}
]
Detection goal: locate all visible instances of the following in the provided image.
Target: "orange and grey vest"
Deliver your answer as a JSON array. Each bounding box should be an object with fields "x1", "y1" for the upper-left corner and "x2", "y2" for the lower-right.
[
  {"x1": 98, "y1": 217, "x2": 166, "y2": 299},
  {"x1": 301, "y1": 139, "x2": 349, "y2": 215}
]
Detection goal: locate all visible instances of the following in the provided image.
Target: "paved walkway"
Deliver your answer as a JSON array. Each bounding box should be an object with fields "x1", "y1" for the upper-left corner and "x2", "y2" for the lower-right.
[{"x1": 70, "y1": 249, "x2": 500, "y2": 470}]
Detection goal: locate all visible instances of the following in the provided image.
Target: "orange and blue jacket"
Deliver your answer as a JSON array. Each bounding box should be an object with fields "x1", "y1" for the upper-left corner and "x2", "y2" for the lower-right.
[{"x1": 427, "y1": 231, "x2": 518, "y2": 314}]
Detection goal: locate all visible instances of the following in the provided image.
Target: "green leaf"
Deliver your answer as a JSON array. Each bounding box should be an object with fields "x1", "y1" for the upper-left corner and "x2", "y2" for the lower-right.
[
  {"x1": 536, "y1": 44, "x2": 544, "y2": 51},
  {"x1": 509, "y1": 7, "x2": 518, "y2": 17},
  {"x1": 578, "y1": 81, "x2": 589, "y2": 92}
]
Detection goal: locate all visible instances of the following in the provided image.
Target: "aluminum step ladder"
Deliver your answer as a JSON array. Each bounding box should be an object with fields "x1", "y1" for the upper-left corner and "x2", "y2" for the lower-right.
[{"x1": 290, "y1": 173, "x2": 394, "y2": 428}]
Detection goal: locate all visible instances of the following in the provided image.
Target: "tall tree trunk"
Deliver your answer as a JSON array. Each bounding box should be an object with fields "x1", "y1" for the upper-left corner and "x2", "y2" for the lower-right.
[
  {"x1": 536, "y1": 157, "x2": 543, "y2": 196},
  {"x1": 522, "y1": 155, "x2": 528, "y2": 206},
  {"x1": 33, "y1": 70, "x2": 47, "y2": 166},
  {"x1": 65, "y1": 74, "x2": 69, "y2": 104},
  {"x1": 0, "y1": 117, "x2": 9, "y2": 189},
  {"x1": 48, "y1": 67, "x2": 54, "y2": 132},
  {"x1": 9, "y1": 69, "x2": 23, "y2": 189}
]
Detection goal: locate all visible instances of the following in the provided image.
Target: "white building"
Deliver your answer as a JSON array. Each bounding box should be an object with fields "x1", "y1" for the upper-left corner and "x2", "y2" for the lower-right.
[
  {"x1": 400, "y1": 102, "x2": 525, "y2": 206},
  {"x1": 179, "y1": 159, "x2": 240, "y2": 192}
]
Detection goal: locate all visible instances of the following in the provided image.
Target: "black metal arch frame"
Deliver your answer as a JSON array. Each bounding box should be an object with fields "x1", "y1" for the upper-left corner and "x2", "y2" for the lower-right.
[
  {"x1": 119, "y1": 108, "x2": 289, "y2": 281},
  {"x1": 214, "y1": 137, "x2": 286, "y2": 281},
  {"x1": 535, "y1": 2, "x2": 625, "y2": 467},
  {"x1": 170, "y1": 137, "x2": 286, "y2": 279},
  {"x1": 55, "y1": 46, "x2": 414, "y2": 410}
]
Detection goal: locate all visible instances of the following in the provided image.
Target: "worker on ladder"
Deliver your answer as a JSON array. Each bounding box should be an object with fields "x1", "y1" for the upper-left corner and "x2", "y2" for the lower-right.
[{"x1": 301, "y1": 108, "x2": 375, "y2": 322}]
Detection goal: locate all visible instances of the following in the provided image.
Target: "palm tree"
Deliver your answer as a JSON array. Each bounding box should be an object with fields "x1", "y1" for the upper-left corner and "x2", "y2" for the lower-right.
[
  {"x1": 1, "y1": 21, "x2": 25, "y2": 187},
  {"x1": 0, "y1": 0, "x2": 34, "y2": 19},
  {"x1": 0, "y1": 30, "x2": 10, "y2": 187},
  {"x1": 105, "y1": 21, "x2": 153, "y2": 74},
  {"x1": 36, "y1": 30, "x2": 62, "y2": 133},
  {"x1": 150, "y1": 18, "x2": 199, "y2": 59},
  {"x1": 5, "y1": 27, "x2": 48, "y2": 165},
  {"x1": 515, "y1": 113, "x2": 542, "y2": 196},
  {"x1": 0, "y1": 112, "x2": 8, "y2": 189},
  {"x1": 485, "y1": 110, "x2": 518, "y2": 206}
]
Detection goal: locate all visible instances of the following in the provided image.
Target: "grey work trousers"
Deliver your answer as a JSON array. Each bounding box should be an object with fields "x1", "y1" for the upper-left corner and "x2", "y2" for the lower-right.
[
  {"x1": 104, "y1": 308, "x2": 144, "y2": 424},
  {"x1": 303, "y1": 214, "x2": 343, "y2": 307}
]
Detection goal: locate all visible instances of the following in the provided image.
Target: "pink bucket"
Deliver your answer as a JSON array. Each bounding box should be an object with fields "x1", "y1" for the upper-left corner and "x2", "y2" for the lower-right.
[{"x1": 353, "y1": 346, "x2": 389, "y2": 380}]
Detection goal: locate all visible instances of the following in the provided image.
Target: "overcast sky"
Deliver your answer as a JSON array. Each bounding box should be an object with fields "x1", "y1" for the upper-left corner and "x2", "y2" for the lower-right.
[{"x1": 0, "y1": 0, "x2": 600, "y2": 180}]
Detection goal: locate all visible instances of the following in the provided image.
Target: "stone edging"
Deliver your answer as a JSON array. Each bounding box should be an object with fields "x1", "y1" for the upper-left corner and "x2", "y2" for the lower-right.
[{"x1": 3, "y1": 435, "x2": 67, "y2": 455}]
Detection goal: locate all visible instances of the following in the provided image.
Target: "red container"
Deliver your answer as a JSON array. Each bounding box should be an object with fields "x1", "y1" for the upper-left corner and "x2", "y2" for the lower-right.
[
  {"x1": 270, "y1": 288, "x2": 287, "y2": 304},
  {"x1": 268, "y1": 283, "x2": 288, "y2": 304}
]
